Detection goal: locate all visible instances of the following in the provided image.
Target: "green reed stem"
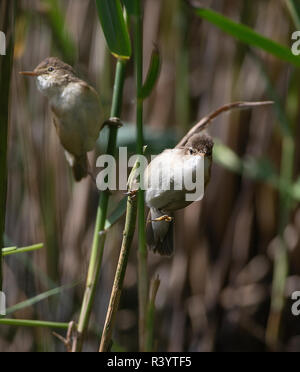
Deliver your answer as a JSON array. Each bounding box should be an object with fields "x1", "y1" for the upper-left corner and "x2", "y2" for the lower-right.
[
  {"x1": 265, "y1": 66, "x2": 298, "y2": 349},
  {"x1": 99, "y1": 195, "x2": 137, "y2": 352},
  {"x1": 2, "y1": 243, "x2": 43, "y2": 257},
  {"x1": 0, "y1": 0, "x2": 16, "y2": 291},
  {"x1": 145, "y1": 276, "x2": 160, "y2": 352},
  {"x1": 73, "y1": 59, "x2": 127, "y2": 352},
  {"x1": 133, "y1": 0, "x2": 149, "y2": 352},
  {"x1": 266, "y1": 135, "x2": 294, "y2": 350},
  {"x1": 0, "y1": 318, "x2": 69, "y2": 329},
  {"x1": 175, "y1": 0, "x2": 190, "y2": 136}
]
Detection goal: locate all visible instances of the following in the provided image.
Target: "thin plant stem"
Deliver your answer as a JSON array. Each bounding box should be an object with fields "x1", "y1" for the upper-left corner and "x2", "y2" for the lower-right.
[
  {"x1": 0, "y1": 0, "x2": 16, "y2": 291},
  {"x1": 145, "y1": 276, "x2": 160, "y2": 352},
  {"x1": 176, "y1": 101, "x2": 274, "y2": 148},
  {"x1": 73, "y1": 59, "x2": 127, "y2": 352},
  {"x1": 5, "y1": 282, "x2": 77, "y2": 316},
  {"x1": 0, "y1": 319, "x2": 69, "y2": 329},
  {"x1": 284, "y1": 0, "x2": 300, "y2": 30},
  {"x1": 265, "y1": 67, "x2": 298, "y2": 349},
  {"x1": 99, "y1": 195, "x2": 137, "y2": 352},
  {"x1": 266, "y1": 135, "x2": 294, "y2": 350},
  {"x1": 133, "y1": 0, "x2": 149, "y2": 352},
  {"x1": 2, "y1": 243, "x2": 43, "y2": 257},
  {"x1": 175, "y1": 0, "x2": 190, "y2": 136},
  {"x1": 253, "y1": 54, "x2": 296, "y2": 350}
]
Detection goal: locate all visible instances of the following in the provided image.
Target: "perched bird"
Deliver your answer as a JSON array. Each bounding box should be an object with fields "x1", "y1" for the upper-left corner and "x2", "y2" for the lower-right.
[
  {"x1": 20, "y1": 57, "x2": 103, "y2": 181},
  {"x1": 144, "y1": 133, "x2": 214, "y2": 256}
]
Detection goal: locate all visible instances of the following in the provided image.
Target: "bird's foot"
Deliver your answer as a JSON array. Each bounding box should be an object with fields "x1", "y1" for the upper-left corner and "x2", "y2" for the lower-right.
[
  {"x1": 149, "y1": 215, "x2": 174, "y2": 223},
  {"x1": 103, "y1": 117, "x2": 123, "y2": 128},
  {"x1": 125, "y1": 189, "x2": 138, "y2": 199}
]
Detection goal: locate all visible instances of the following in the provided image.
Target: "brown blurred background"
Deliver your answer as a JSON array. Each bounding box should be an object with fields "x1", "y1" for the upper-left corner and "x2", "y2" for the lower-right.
[{"x1": 1, "y1": 0, "x2": 300, "y2": 352}]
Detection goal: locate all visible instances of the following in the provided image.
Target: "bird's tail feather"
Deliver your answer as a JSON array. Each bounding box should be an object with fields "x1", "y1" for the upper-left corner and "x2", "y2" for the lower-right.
[
  {"x1": 72, "y1": 155, "x2": 88, "y2": 181},
  {"x1": 146, "y1": 208, "x2": 174, "y2": 256},
  {"x1": 65, "y1": 151, "x2": 88, "y2": 182}
]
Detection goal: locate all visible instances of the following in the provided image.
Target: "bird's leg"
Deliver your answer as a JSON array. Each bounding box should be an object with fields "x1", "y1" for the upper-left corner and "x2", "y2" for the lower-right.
[{"x1": 103, "y1": 117, "x2": 123, "y2": 128}]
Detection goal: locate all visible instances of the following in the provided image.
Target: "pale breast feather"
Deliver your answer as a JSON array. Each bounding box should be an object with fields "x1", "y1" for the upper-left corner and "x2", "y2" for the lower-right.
[{"x1": 145, "y1": 149, "x2": 205, "y2": 211}]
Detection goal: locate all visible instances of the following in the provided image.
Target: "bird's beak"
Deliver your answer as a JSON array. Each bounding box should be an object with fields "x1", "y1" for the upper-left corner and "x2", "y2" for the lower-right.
[{"x1": 19, "y1": 70, "x2": 40, "y2": 77}]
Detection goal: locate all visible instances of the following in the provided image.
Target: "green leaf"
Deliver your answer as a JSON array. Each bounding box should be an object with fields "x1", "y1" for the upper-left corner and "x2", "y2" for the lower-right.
[
  {"x1": 213, "y1": 142, "x2": 300, "y2": 201},
  {"x1": 251, "y1": 53, "x2": 292, "y2": 137},
  {"x1": 195, "y1": 7, "x2": 300, "y2": 67},
  {"x1": 141, "y1": 47, "x2": 161, "y2": 99},
  {"x1": 213, "y1": 142, "x2": 243, "y2": 174},
  {"x1": 4, "y1": 282, "x2": 77, "y2": 316},
  {"x1": 96, "y1": 0, "x2": 131, "y2": 59},
  {"x1": 243, "y1": 157, "x2": 278, "y2": 184},
  {"x1": 123, "y1": 0, "x2": 137, "y2": 15},
  {"x1": 104, "y1": 197, "x2": 127, "y2": 230},
  {"x1": 214, "y1": 142, "x2": 278, "y2": 184}
]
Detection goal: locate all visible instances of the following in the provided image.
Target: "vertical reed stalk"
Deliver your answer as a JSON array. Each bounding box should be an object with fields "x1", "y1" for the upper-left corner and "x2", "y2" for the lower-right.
[
  {"x1": 0, "y1": 0, "x2": 16, "y2": 291},
  {"x1": 175, "y1": 0, "x2": 190, "y2": 136},
  {"x1": 145, "y1": 276, "x2": 160, "y2": 352},
  {"x1": 266, "y1": 135, "x2": 294, "y2": 350},
  {"x1": 265, "y1": 67, "x2": 298, "y2": 349},
  {"x1": 99, "y1": 195, "x2": 137, "y2": 352},
  {"x1": 73, "y1": 59, "x2": 127, "y2": 352},
  {"x1": 285, "y1": 0, "x2": 300, "y2": 30},
  {"x1": 133, "y1": 0, "x2": 149, "y2": 351}
]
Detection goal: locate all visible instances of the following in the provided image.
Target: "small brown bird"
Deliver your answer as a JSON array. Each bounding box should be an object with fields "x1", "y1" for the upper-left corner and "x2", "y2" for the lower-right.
[
  {"x1": 145, "y1": 133, "x2": 214, "y2": 256},
  {"x1": 20, "y1": 57, "x2": 103, "y2": 181}
]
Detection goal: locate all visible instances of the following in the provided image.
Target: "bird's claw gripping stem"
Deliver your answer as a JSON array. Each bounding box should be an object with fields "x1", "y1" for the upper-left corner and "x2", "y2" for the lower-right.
[
  {"x1": 103, "y1": 117, "x2": 123, "y2": 128},
  {"x1": 125, "y1": 189, "x2": 138, "y2": 199}
]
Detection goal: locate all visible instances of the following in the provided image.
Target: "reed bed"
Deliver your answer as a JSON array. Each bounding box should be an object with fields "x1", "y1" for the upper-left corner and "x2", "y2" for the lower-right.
[{"x1": 1, "y1": 0, "x2": 300, "y2": 352}]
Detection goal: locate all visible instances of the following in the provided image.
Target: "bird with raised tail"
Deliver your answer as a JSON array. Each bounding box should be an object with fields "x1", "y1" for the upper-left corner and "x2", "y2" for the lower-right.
[
  {"x1": 20, "y1": 57, "x2": 103, "y2": 181},
  {"x1": 144, "y1": 133, "x2": 214, "y2": 256}
]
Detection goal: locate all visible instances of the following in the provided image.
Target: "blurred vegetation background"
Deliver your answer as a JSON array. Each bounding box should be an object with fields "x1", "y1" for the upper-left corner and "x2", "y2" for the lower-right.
[{"x1": 1, "y1": 0, "x2": 300, "y2": 352}]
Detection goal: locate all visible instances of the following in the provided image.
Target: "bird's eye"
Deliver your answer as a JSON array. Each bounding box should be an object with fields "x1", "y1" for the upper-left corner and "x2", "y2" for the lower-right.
[
  {"x1": 48, "y1": 67, "x2": 54, "y2": 72},
  {"x1": 189, "y1": 148, "x2": 194, "y2": 155}
]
